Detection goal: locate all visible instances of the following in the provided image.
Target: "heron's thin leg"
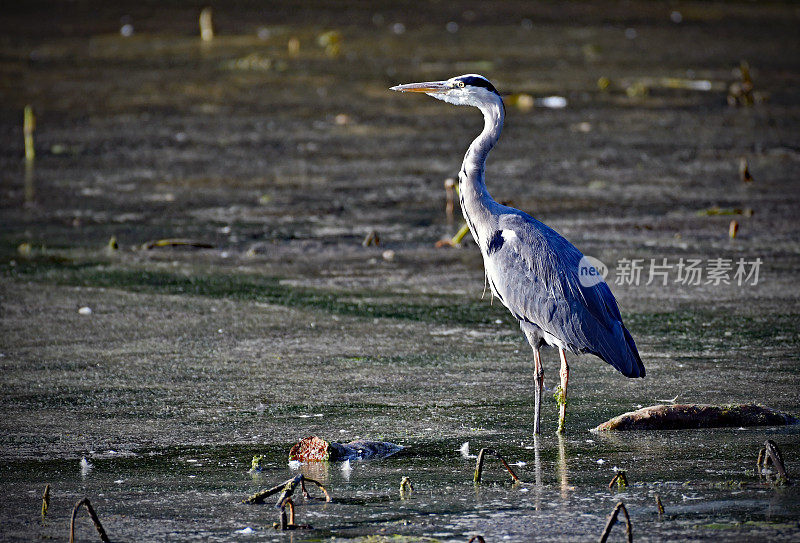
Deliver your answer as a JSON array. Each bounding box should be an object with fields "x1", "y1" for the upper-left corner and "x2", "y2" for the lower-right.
[
  {"x1": 557, "y1": 347, "x2": 570, "y2": 434},
  {"x1": 533, "y1": 347, "x2": 544, "y2": 435}
]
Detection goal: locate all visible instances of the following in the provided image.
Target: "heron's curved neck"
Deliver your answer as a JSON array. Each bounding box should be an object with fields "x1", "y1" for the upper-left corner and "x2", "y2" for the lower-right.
[{"x1": 459, "y1": 99, "x2": 504, "y2": 241}]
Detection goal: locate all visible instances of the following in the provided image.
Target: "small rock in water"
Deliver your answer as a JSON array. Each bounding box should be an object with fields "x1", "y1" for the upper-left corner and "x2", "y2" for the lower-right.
[{"x1": 78, "y1": 306, "x2": 92, "y2": 315}]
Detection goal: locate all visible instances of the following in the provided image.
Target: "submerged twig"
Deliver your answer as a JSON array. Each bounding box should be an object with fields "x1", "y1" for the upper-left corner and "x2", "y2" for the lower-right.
[
  {"x1": 655, "y1": 494, "x2": 665, "y2": 516},
  {"x1": 608, "y1": 470, "x2": 629, "y2": 489},
  {"x1": 273, "y1": 498, "x2": 313, "y2": 531},
  {"x1": 244, "y1": 474, "x2": 330, "y2": 506},
  {"x1": 757, "y1": 440, "x2": 789, "y2": 484},
  {"x1": 436, "y1": 223, "x2": 471, "y2": 248},
  {"x1": 473, "y1": 448, "x2": 520, "y2": 483},
  {"x1": 41, "y1": 484, "x2": 50, "y2": 519},
  {"x1": 467, "y1": 536, "x2": 486, "y2": 543},
  {"x1": 444, "y1": 178, "x2": 456, "y2": 224},
  {"x1": 400, "y1": 476, "x2": 414, "y2": 498},
  {"x1": 599, "y1": 500, "x2": 632, "y2": 543},
  {"x1": 69, "y1": 498, "x2": 110, "y2": 543},
  {"x1": 243, "y1": 481, "x2": 288, "y2": 505}
]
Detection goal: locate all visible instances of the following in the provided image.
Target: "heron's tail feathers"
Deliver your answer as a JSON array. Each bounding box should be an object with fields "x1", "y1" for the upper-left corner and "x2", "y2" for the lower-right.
[{"x1": 598, "y1": 322, "x2": 645, "y2": 378}]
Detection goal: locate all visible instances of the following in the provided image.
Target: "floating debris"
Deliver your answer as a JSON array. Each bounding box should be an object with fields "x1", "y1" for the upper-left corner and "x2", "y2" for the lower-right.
[
  {"x1": 78, "y1": 306, "x2": 92, "y2": 315},
  {"x1": 249, "y1": 455, "x2": 265, "y2": 473},
  {"x1": 505, "y1": 93, "x2": 534, "y2": 111},
  {"x1": 626, "y1": 80, "x2": 649, "y2": 98},
  {"x1": 538, "y1": 96, "x2": 567, "y2": 109},
  {"x1": 199, "y1": 7, "x2": 214, "y2": 42},
  {"x1": 80, "y1": 457, "x2": 93, "y2": 475},
  {"x1": 288, "y1": 435, "x2": 403, "y2": 462},
  {"x1": 224, "y1": 53, "x2": 273, "y2": 71},
  {"x1": 594, "y1": 404, "x2": 799, "y2": 432},
  {"x1": 739, "y1": 157, "x2": 754, "y2": 183},
  {"x1": 69, "y1": 498, "x2": 110, "y2": 543},
  {"x1": 120, "y1": 18, "x2": 134, "y2": 37},
  {"x1": 287, "y1": 37, "x2": 300, "y2": 56},
  {"x1": 729, "y1": 219, "x2": 739, "y2": 239},
  {"x1": 141, "y1": 238, "x2": 215, "y2": 250},
  {"x1": 317, "y1": 30, "x2": 342, "y2": 57},
  {"x1": 459, "y1": 441, "x2": 476, "y2": 459},
  {"x1": 697, "y1": 206, "x2": 753, "y2": 217},
  {"x1": 728, "y1": 60, "x2": 755, "y2": 106},
  {"x1": 362, "y1": 230, "x2": 380, "y2": 247},
  {"x1": 599, "y1": 501, "x2": 632, "y2": 543},
  {"x1": 23, "y1": 105, "x2": 35, "y2": 161},
  {"x1": 655, "y1": 394, "x2": 679, "y2": 404}
]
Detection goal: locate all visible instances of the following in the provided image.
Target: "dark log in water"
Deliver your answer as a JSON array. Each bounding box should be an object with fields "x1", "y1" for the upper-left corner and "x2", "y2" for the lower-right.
[{"x1": 594, "y1": 404, "x2": 798, "y2": 432}]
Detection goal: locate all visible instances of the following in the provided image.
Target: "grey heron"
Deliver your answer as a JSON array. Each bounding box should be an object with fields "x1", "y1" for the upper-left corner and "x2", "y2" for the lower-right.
[{"x1": 391, "y1": 74, "x2": 645, "y2": 434}]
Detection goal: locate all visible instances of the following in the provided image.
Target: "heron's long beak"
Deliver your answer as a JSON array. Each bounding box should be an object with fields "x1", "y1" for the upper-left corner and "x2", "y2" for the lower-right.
[{"x1": 390, "y1": 81, "x2": 449, "y2": 93}]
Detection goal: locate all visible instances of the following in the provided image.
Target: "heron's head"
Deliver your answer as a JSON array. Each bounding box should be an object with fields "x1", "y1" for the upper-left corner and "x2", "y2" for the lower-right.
[{"x1": 390, "y1": 74, "x2": 502, "y2": 108}]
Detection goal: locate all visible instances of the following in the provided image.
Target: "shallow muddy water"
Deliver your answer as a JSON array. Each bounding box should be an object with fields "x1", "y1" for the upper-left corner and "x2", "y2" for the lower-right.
[{"x1": 1, "y1": 1, "x2": 799, "y2": 541}]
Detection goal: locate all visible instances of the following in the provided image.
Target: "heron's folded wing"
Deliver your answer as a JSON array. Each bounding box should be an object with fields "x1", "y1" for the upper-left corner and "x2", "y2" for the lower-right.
[{"x1": 486, "y1": 213, "x2": 644, "y2": 377}]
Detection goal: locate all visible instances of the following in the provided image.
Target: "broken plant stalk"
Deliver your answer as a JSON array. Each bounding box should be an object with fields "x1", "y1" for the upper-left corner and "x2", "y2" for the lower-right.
[
  {"x1": 599, "y1": 500, "x2": 632, "y2": 543},
  {"x1": 69, "y1": 498, "x2": 110, "y2": 543},
  {"x1": 473, "y1": 448, "x2": 521, "y2": 483}
]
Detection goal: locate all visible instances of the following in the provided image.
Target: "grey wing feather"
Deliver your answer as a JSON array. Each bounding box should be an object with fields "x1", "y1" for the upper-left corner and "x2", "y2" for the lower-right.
[{"x1": 486, "y1": 213, "x2": 645, "y2": 378}]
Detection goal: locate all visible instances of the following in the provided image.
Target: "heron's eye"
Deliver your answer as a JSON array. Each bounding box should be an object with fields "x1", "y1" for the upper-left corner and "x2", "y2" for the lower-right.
[{"x1": 457, "y1": 81, "x2": 465, "y2": 88}]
